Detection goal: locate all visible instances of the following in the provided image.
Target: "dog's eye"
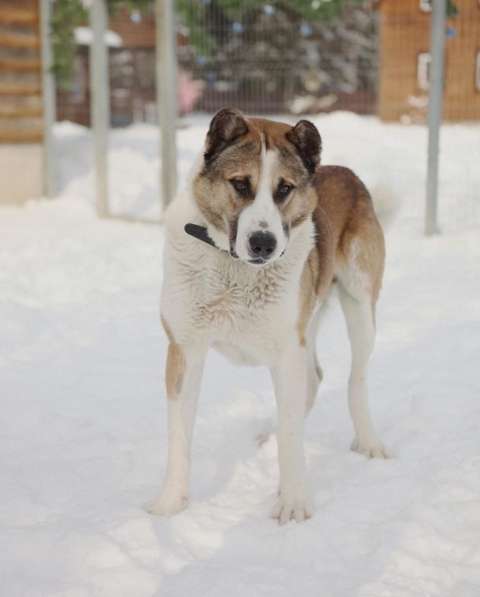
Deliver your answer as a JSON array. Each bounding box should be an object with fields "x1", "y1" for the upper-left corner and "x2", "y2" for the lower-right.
[
  {"x1": 275, "y1": 181, "x2": 294, "y2": 202},
  {"x1": 229, "y1": 178, "x2": 251, "y2": 197}
]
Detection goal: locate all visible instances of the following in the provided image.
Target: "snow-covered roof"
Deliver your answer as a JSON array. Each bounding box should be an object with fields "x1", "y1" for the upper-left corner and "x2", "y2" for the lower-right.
[{"x1": 74, "y1": 26, "x2": 123, "y2": 48}]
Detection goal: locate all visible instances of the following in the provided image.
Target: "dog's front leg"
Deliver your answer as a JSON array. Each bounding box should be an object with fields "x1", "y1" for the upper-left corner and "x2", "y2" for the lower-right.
[
  {"x1": 270, "y1": 340, "x2": 313, "y2": 524},
  {"x1": 147, "y1": 343, "x2": 206, "y2": 516}
]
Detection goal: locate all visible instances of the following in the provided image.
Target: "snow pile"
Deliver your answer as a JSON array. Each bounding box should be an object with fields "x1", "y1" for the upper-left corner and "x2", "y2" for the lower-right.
[
  {"x1": 53, "y1": 113, "x2": 480, "y2": 232},
  {"x1": 1, "y1": 113, "x2": 479, "y2": 597}
]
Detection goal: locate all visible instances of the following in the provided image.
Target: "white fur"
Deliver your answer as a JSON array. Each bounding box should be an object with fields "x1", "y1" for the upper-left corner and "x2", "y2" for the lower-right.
[
  {"x1": 160, "y1": 159, "x2": 315, "y2": 366},
  {"x1": 337, "y1": 287, "x2": 387, "y2": 459},
  {"x1": 335, "y1": 239, "x2": 387, "y2": 459},
  {"x1": 270, "y1": 341, "x2": 314, "y2": 523},
  {"x1": 235, "y1": 148, "x2": 288, "y2": 262}
]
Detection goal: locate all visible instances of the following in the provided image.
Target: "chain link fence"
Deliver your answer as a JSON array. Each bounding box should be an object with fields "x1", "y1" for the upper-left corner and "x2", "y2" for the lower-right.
[
  {"x1": 53, "y1": 0, "x2": 479, "y2": 228},
  {"x1": 55, "y1": 0, "x2": 480, "y2": 125},
  {"x1": 177, "y1": 0, "x2": 378, "y2": 116}
]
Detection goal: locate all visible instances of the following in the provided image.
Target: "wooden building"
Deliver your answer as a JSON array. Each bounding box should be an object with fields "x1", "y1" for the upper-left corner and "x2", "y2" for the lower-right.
[
  {"x1": 378, "y1": 0, "x2": 480, "y2": 122},
  {"x1": 57, "y1": 8, "x2": 160, "y2": 127},
  {"x1": 0, "y1": 0, "x2": 44, "y2": 203}
]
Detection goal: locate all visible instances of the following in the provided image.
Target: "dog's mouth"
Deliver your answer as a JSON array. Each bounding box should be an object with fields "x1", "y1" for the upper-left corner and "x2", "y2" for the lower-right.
[
  {"x1": 248, "y1": 257, "x2": 266, "y2": 266},
  {"x1": 247, "y1": 249, "x2": 286, "y2": 267}
]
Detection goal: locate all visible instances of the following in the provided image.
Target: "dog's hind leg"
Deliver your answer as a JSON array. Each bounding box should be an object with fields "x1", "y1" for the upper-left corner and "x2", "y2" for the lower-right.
[{"x1": 337, "y1": 277, "x2": 387, "y2": 459}]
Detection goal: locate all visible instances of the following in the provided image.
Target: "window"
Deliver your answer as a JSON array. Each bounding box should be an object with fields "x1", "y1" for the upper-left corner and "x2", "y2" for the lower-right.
[
  {"x1": 420, "y1": 0, "x2": 432, "y2": 11},
  {"x1": 417, "y1": 53, "x2": 431, "y2": 90},
  {"x1": 476, "y1": 52, "x2": 480, "y2": 91}
]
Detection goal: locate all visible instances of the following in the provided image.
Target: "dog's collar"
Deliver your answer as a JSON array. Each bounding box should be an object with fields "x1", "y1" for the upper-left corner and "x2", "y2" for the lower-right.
[
  {"x1": 184, "y1": 223, "x2": 236, "y2": 257},
  {"x1": 184, "y1": 223, "x2": 288, "y2": 265}
]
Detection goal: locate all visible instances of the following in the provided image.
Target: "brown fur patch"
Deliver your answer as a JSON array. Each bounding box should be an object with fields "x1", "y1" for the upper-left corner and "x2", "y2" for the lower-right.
[
  {"x1": 296, "y1": 165, "x2": 385, "y2": 341},
  {"x1": 161, "y1": 316, "x2": 185, "y2": 400},
  {"x1": 297, "y1": 252, "x2": 320, "y2": 346},
  {"x1": 193, "y1": 138, "x2": 261, "y2": 235},
  {"x1": 166, "y1": 343, "x2": 185, "y2": 399}
]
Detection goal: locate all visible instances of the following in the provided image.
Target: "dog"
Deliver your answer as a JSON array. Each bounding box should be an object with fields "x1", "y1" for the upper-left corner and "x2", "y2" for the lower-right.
[{"x1": 148, "y1": 108, "x2": 387, "y2": 524}]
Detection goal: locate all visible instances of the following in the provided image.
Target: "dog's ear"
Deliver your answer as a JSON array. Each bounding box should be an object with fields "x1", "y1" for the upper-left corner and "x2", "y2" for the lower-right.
[
  {"x1": 286, "y1": 120, "x2": 321, "y2": 174},
  {"x1": 204, "y1": 108, "x2": 249, "y2": 165}
]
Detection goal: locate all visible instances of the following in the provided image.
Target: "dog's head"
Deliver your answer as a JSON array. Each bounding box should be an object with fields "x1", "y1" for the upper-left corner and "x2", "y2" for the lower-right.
[{"x1": 192, "y1": 108, "x2": 321, "y2": 266}]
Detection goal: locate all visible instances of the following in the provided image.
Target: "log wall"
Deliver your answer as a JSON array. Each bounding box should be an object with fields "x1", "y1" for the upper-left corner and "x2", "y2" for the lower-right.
[{"x1": 0, "y1": 0, "x2": 43, "y2": 143}]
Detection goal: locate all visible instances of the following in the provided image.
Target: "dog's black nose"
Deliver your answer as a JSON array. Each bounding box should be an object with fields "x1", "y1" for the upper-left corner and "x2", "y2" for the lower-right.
[{"x1": 248, "y1": 231, "x2": 277, "y2": 260}]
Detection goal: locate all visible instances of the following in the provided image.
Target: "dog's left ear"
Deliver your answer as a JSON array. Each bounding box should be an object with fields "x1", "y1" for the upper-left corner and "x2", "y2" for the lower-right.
[{"x1": 286, "y1": 120, "x2": 321, "y2": 174}]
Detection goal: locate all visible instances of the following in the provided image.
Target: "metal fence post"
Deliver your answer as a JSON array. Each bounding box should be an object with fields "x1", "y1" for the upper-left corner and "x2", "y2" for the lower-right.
[
  {"x1": 156, "y1": 0, "x2": 177, "y2": 210},
  {"x1": 90, "y1": 0, "x2": 110, "y2": 218},
  {"x1": 39, "y1": 0, "x2": 56, "y2": 198},
  {"x1": 425, "y1": 0, "x2": 447, "y2": 236}
]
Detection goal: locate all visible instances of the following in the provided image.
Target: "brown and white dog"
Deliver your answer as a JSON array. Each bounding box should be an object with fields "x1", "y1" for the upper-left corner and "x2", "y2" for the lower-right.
[{"x1": 148, "y1": 109, "x2": 387, "y2": 524}]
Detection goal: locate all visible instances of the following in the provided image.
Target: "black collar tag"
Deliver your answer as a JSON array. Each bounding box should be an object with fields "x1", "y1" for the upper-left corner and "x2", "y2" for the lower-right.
[
  {"x1": 184, "y1": 223, "x2": 236, "y2": 258},
  {"x1": 185, "y1": 221, "x2": 232, "y2": 253},
  {"x1": 184, "y1": 223, "x2": 216, "y2": 248}
]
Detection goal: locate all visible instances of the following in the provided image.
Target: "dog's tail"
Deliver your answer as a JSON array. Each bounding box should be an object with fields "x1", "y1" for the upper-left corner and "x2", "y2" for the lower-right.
[{"x1": 370, "y1": 183, "x2": 401, "y2": 231}]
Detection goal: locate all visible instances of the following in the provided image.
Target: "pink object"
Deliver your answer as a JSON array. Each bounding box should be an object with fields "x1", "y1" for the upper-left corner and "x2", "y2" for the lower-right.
[{"x1": 177, "y1": 70, "x2": 205, "y2": 115}]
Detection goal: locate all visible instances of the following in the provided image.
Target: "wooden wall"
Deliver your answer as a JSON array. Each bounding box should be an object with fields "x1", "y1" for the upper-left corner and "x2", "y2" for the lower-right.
[
  {"x1": 0, "y1": 0, "x2": 43, "y2": 143},
  {"x1": 109, "y1": 7, "x2": 156, "y2": 48},
  {"x1": 443, "y1": 0, "x2": 480, "y2": 120},
  {"x1": 378, "y1": 0, "x2": 480, "y2": 122}
]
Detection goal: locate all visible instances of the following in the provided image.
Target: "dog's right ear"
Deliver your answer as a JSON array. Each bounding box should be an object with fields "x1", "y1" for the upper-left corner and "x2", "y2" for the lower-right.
[{"x1": 204, "y1": 108, "x2": 249, "y2": 165}]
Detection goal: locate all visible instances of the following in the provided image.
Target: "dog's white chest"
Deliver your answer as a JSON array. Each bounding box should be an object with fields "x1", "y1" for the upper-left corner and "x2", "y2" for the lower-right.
[
  {"x1": 195, "y1": 263, "x2": 282, "y2": 324},
  {"x1": 200, "y1": 260, "x2": 291, "y2": 358},
  {"x1": 164, "y1": 247, "x2": 299, "y2": 366},
  {"x1": 161, "y1": 193, "x2": 315, "y2": 366}
]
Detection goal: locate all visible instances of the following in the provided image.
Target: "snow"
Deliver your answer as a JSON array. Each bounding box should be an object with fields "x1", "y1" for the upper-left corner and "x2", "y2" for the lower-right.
[
  {"x1": 1, "y1": 113, "x2": 480, "y2": 597},
  {"x1": 74, "y1": 26, "x2": 123, "y2": 48}
]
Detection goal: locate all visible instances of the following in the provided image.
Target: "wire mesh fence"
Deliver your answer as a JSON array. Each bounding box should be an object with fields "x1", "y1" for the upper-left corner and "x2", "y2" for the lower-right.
[
  {"x1": 52, "y1": 0, "x2": 480, "y2": 228},
  {"x1": 54, "y1": 0, "x2": 480, "y2": 124},
  {"x1": 176, "y1": 0, "x2": 378, "y2": 116}
]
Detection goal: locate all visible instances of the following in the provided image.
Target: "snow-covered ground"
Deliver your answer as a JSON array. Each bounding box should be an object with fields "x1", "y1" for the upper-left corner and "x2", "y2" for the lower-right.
[{"x1": 1, "y1": 113, "x2": 480, "y2": 597}]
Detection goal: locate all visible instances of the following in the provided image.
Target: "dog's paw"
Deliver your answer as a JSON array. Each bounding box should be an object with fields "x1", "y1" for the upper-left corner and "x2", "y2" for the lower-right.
[
  {"x1": 144, "y1": 491, "x2": 188, "y2": 517},
  {"x1": 271, "y1": 488, "x2": 314, "y2": 525},
  {"x1": 351, "y1": 437, "x2": 389, "y2": 459}
]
